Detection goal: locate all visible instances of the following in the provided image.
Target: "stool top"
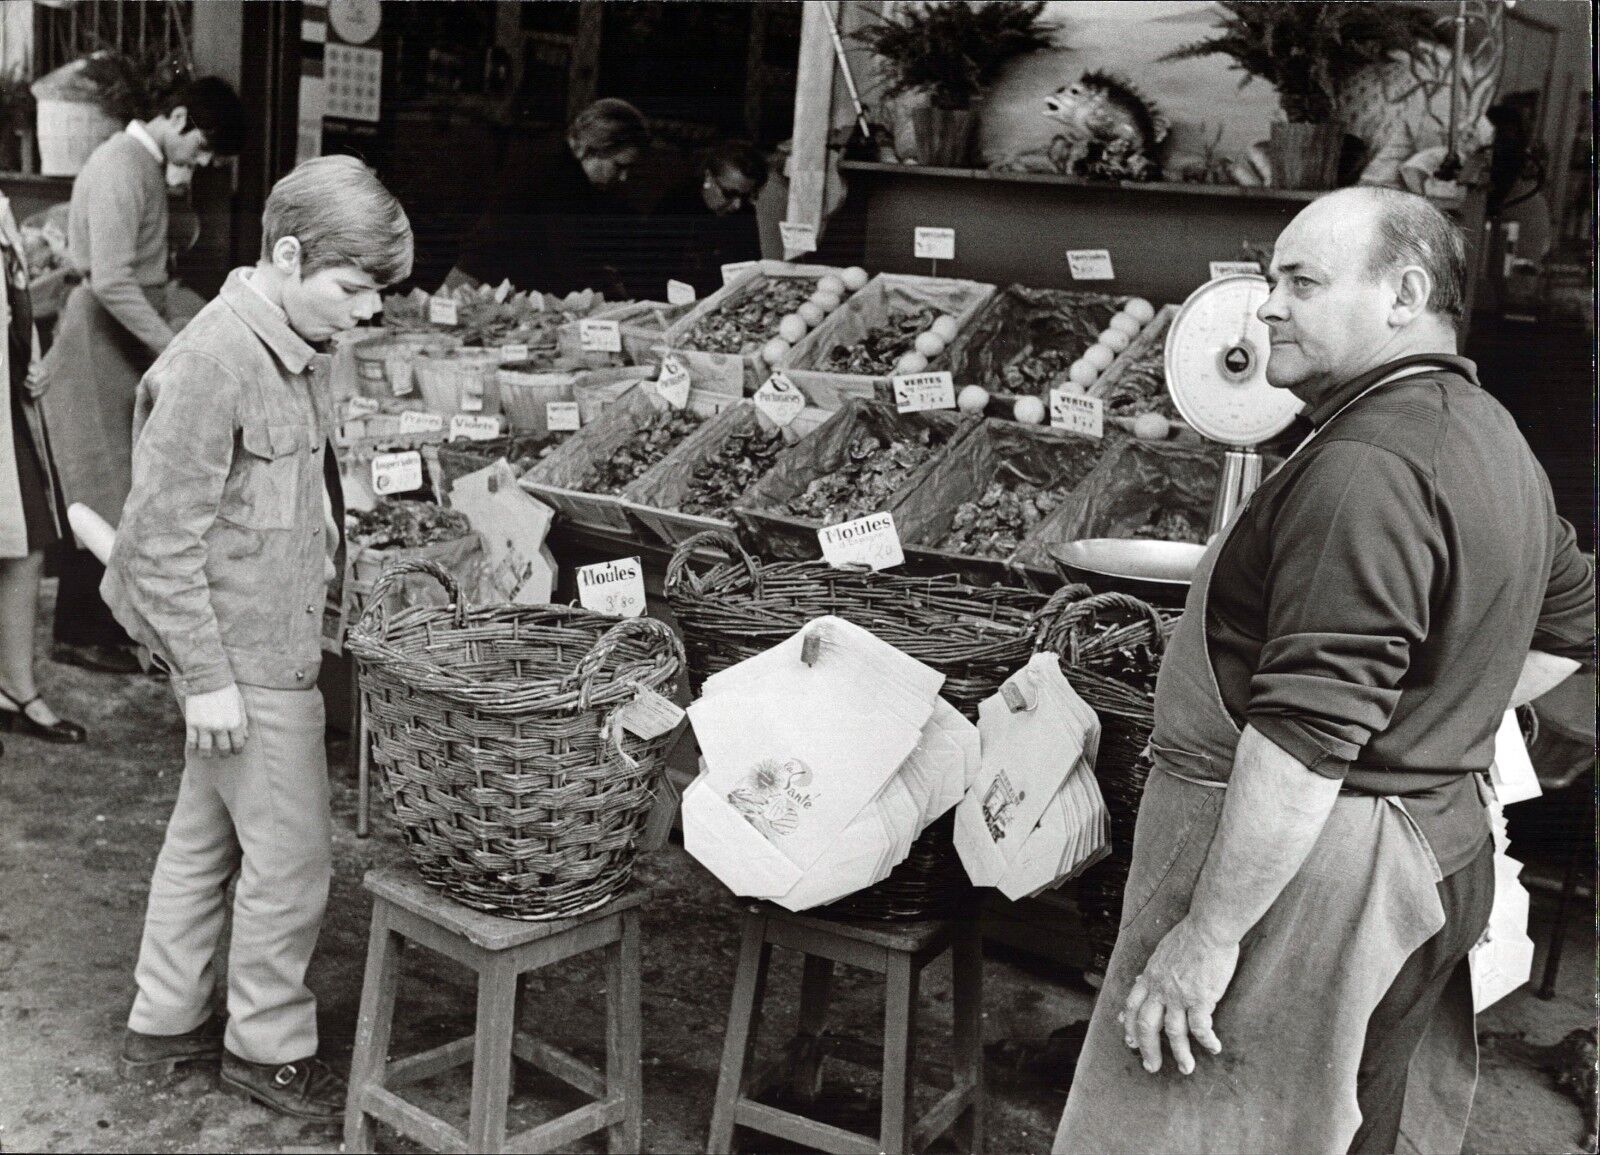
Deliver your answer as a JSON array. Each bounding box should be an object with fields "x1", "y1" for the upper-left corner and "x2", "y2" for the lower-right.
[
  {"x1": 364, "y1": 866, "x2": 647, "y2": 950},
  {"x1": 754, "y1": 903, "x2": 970, "y2": 952}
]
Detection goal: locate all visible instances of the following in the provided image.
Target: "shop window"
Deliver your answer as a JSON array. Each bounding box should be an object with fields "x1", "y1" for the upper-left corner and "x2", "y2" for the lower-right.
[{"x1": 33, "y1": 0, "x2": 194, "y2": 78}]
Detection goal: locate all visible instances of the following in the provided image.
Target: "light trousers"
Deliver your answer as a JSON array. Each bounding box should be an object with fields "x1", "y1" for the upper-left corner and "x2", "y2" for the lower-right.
[{"x1": 128, "y1": 683, "x2": 331, "y2": 1064}]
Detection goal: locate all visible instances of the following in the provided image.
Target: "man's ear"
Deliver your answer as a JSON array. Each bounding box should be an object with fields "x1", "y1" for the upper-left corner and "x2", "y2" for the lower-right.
[
  {"x1": 1390, "y1": 266, "x2": 1433, "y2": 327},
  {"x1": 166, "y1": 106, "x2": 188, "y2": 134},
  {"x1": 272, "y1": 236, "x2": 302, "y2": 276}
]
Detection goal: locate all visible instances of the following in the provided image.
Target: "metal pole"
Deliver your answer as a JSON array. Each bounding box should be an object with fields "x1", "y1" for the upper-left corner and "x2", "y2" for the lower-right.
[
  {"x1": 1440, "y1": 0, "x2": 1469, "y2": 179},
  {"x1": 821, "y1": 2, "x2": 872, "y2": 142}
]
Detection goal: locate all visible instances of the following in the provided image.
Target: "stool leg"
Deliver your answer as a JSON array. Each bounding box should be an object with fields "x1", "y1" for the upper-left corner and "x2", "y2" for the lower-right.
[
  {"x1": 468, "y1": 953, "x2": 519, "y2": 1154},
  {"x1": 356, "y1": 714, "x2": 372, "y2": 839},
  {"x1": 790, "y1": 955, "x2": 834, "y2": 1104},
  {"x1": 344, "y1": 907, "x2": 401, "y2": 1154},
  {"x1": 951, "y1": 921, "x2": 985, "y2": 1155},
  {"x1": 708, "y1": 911, "x2": 772, "y2": 1155},
  {"x1": 880, "y1": 953, "x2": 919, "y2": 1155},
  {"x1": 607, "y1": 910, "x2": 644, "y2": 1153}
]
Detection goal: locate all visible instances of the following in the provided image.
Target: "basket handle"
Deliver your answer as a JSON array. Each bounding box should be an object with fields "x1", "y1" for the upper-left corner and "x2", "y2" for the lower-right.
[
  {"x1": 1035, "y1": 587, "x2": 1168, "y2": 665},
  {"x1": 568, "y1": 616, "x2": 687, "y2": 709},
  {"x1": 355, "y1": 557, "x2": 469, "y2": 640},
  {"x1": 665, "y1": 529, "x2": 763, "y2": 599},
  {"x1": 1032, "y1": 583, "x2": 1094, "y2": 655}
]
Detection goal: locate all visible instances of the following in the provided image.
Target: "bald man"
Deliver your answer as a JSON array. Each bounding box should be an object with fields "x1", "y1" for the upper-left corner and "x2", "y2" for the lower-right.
[{"x1": 1054, "y1": 187, "x2": 1593, "y2": 1155}]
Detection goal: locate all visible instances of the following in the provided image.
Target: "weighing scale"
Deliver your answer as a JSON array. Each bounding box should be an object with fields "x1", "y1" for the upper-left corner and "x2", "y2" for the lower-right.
[{"x1": 1054, "y1": 273, "x2": 1303, "y2": 597}]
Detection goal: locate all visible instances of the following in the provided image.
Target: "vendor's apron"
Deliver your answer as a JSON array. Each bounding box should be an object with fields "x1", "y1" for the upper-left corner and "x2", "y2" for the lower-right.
[
  {"x1": 37, "y1": 279, "x2": 167, "y2": 524},
  {"x1": 1055, "y1": 370, "x2": 1478, "y2": 1155}
]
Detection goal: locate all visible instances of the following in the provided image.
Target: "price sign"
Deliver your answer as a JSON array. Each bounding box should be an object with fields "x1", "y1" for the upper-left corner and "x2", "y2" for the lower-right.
[
  {"x1": 492, "y1": 279, "x2": 513, "y2": 304},
  {"x1": 754, "y1": 372, "x2": 806, "y2": 427},
  {"x1": 576, "y1": 556, "x2": 647, "y2": 618},
  {"x1": 497, "y1": 343, "x2": 529, "y2": 363},
  {"x1": 720, "y1": 261, "x2": 758, "y2": 286},
  {"x1": 546, "y1": 401, "x2": 581, "y2": 431},
  {"x1": 344, "y1": 396, "x2": 380, "y2": 418},
  {"x1": 913, "y1": 226, "x2": 956, "y2": 261},
  {"x1": 579, "y1": 318, "x2": 622, "y2": 354},
  {"x1": 427, "y1": 296, "x2": 459, "y2": 325},
  {"x1": 656, "y1": 355, "x2": 691, "y2": 409},
  {"x1": 371, "y1": 450, "x2": 423, "y2": 495},
  {"x1": 1066, "y1": 249, "x2": 1115, "y2": 281},
  {"x1": 666, "y1": 279, "x2": 696, "y2": 306},
  {"x1": 398, "y1": 409, "x2": 445, "y2": 435},
  {"x1": 817, "y1": 511, "x2": 904, "y2": 572},
  {"x1": 779, "y1": 220, "x2": 818, "y2": 256},
  {"x1": 1210, "y1": 261, "x2": 1263, "y2": 279},
  {"x1": 1050, "y1": 389, "x2": 1104, "y2": 438},
  {"x1": 450, "y1": 414, "x2": 502, "y2": 441},
  {"x1": 891, "y1": 371, "x2": 956, "y2": 414}
]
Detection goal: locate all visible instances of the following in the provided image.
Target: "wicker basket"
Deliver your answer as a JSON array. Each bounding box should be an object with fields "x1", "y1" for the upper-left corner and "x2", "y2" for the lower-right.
[
  {"x1": 347, "y1": 558, "x2": 686, "y2": 919},
  {"x1": 1035, "y1": 586, "x2": 1171, "y2": 972},
  {"x1": 497, "y1": 365, "x2": 578, "y2": 434},
  {"x1": 414, "y1": 349, "x2": 505, "y2": 417},
  {"x1": 34, "y1": 98, "x2": 119, "y2": 176}
]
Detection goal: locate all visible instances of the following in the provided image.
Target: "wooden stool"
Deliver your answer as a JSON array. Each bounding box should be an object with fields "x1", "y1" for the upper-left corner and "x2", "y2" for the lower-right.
[
  {"x1": 707, "y1": 904, "x2": 984, "y2": 1155},
  {"x1": 344, "y1": 866, "x2": 645, "y2": 1154}
]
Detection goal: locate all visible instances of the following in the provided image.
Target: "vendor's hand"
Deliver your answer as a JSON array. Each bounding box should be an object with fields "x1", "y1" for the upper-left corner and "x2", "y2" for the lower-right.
[
  {"x1": 184, "y1": 684, "x2": 248, "y2": 756},
  {"x1": 1119, "y1": 916, "x2": 1238, "y2": 1076}
]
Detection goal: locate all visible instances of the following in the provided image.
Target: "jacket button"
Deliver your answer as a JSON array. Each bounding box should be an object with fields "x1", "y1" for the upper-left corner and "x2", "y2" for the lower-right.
[
  {"x1": 306, "y1": 603, "x2": 316, "y2": 614},
  {"x1": 294, "y1": 670, "x2": 306, "y2": 681}
]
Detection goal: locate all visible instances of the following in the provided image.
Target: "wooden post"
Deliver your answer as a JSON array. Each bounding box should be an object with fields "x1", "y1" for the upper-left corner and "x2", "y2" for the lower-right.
[
  {"x1": 567, "y1": 1, "x2": 604, "y2": 124},
  {"x1": 784, "y1": 1, "x2": 838, "y2": 257}
]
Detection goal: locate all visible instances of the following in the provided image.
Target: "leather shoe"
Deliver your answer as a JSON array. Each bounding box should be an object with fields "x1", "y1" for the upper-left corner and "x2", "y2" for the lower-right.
[
  {"x1": 220, "y1": 1052, "x2": 344, "y2": 1124},
  {"x1": 120, "y1": 1013, "x2": 225, "y2": 1076},
  {"x1": 0, "y1": 690, "x2": 87, "y2": 744},
  {"x1": 50, "y1": 642, "x2": 143, "y2": 675}
]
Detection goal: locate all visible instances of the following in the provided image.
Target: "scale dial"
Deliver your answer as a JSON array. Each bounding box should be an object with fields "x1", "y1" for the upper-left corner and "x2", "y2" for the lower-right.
[{"x1": 1165, "y1": 274, "x2": 1303, "y2": 447}]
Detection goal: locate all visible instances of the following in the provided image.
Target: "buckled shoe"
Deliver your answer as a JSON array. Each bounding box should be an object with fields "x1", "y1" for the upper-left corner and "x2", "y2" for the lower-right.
[{"x1": 220, "y1": 1052, "x2": 345, "y2": 1124}]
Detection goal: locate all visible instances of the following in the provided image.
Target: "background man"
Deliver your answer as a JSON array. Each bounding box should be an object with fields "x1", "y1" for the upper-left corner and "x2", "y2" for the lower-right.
[
  {"x1": 104, "y1": 156, "x2": 413, "y2": 1125},
  {"x1": 1055, "y1": 186, "x2": 1593, "y2": 1155}
]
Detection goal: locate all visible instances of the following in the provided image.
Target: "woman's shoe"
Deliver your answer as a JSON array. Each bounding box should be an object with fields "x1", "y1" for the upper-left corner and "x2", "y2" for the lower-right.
[{"x1": 0, "y1": 689, "x2": 87, "y2": 744}]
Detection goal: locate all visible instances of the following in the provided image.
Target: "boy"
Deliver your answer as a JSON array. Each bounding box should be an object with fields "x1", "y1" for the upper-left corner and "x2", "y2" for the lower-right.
[{"x1": 103, "y1": 156, "x2": 413, "y2": 1123}]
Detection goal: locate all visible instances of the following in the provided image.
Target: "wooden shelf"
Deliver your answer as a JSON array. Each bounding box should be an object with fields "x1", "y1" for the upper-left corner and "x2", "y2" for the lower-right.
[{"x1": 839, "y1": 160, "x2": 1324, "y2": 204}]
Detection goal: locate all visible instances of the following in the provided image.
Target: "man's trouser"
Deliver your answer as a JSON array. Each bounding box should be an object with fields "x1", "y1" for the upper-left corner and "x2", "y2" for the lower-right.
[{"x1": 128, "y1": 683, "x2": 331, "y2": 1064}]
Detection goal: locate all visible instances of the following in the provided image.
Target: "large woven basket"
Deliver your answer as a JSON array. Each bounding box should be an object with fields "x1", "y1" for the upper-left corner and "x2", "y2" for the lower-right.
[
  {"x1": 1036, "y1": 586, "x2": 1170, "y2": 972},
  {"x1": 347, "y1": 558, "x2": 686, "y2": 919},
  {"x1": 666, "y1": 529, "x2": 1047, "y2": 920}
]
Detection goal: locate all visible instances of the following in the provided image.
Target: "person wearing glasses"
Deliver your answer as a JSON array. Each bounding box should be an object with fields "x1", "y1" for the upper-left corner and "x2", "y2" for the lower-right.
[
  {"x1": 447, "y1": 98, "x2": 650, "y2": 299},
  {"x1": 34, "y1": 76, "x2": 245, "y2": 676}
]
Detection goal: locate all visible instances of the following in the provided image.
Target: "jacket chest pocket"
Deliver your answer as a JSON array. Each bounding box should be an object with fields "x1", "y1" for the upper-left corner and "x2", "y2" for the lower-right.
[{"x1": 228, "y1": 422, "x2": 309, "y2": 530}]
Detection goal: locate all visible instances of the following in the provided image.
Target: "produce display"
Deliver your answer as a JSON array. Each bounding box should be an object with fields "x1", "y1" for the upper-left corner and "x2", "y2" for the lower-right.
[
  {"x1": 1126, "y1": 506, "x2": 1206, "y2": 545},
  {"x1": 383, "y1": 283, "x2": 608, "y2": 351},
  {"x1": 579, "y1": 408, "x2": 703, "y2": 494},
  {"x1": 822, "y1": 307, "x2": 947, "y2": 375},
  {"x1": 784, "y1": 425, "x2": 950, "y2": 523},
  {"x1": 1094, "y1": 332, "x2": 1178, "y2": 420},
  {"x1": 1060, "y1": 296, "x2": 1157, "y2": 397},
  {"x1": 678, "y1": 426, "x2": 789, "y2": 518},
  {"x1": 349, "y1": 500, "x2": 472, "y2": 550},
  {"x1": 443, "y1": 432, "x2": 562, "y2": 479},
  {"x1": 939, "y1": 445, "x2": 1104, "y2": 558},
  {"x1": 678, "y1": 278, "x2": 815, "y2": 354},
  {"x1": 997, "y1": 299, "x2": 1121, "y2": 393}
]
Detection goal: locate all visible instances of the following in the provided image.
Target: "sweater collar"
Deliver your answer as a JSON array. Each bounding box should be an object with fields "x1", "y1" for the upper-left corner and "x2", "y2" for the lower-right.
[
  {"x1": 1305, "y1": 354, "x2": 1480, "y2": 428},
  {"x1": 125, "y1": 121, "x2": 164, "y2": 164},
  {"x1": 220, "y1": 268, "x2": 316, "y2": 375}
]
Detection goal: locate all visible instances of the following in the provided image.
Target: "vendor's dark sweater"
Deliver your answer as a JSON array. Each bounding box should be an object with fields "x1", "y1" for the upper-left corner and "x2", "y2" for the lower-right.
[{"x1": 1207, "y1": 354, "x2": 1595, "y2": 874}]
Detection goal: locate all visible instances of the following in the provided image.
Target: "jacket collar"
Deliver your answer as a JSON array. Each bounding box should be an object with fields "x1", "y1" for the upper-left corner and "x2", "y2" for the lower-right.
[
  {"x1": 220, "y1": 268, "x2": 316, "y2": 375},
  {"x1": 1306, "y1": 354, "x2": 1480, "y2": 428},
  {"x1": 125, "y1": 121, "x2": 164, "y2": 164}
]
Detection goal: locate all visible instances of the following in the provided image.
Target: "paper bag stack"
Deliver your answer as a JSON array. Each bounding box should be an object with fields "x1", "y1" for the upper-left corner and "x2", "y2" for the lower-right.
[
  {"x1": 955, "y1": 653, "x2": 1109, "y2": 901},
  {"x1": 1470, "y1": 711, "x2": 1541, "y2": 1012},
  {"x1": 682, "y1": 616, "x2": 979, "y2": 911}
]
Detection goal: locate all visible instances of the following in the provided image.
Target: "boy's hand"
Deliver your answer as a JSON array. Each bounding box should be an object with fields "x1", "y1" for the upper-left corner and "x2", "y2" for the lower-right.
[{"x1": 185, "y1": 685, "x2": 248, "y2": 756}]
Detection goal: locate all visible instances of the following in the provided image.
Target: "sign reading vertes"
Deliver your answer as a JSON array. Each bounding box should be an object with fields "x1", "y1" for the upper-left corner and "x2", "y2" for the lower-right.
[
  {"x1": 1050, "y1": 389, "x2": 1104, "y2": 438},
  {"x1": 817, "y1": 511, "x2": 904, "y2": 571},
  {"x1": 576, "y1": 556, "x2": 646, "y2": 618},
  {"x1": 892, "y1": 371, "x2": 956, "y2": 414}
]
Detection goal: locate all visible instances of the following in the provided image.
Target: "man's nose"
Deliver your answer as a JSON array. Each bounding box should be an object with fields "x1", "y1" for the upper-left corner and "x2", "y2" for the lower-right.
[{"x1": 1257, "y1": 286, "x2": 1287, "y2": 324}]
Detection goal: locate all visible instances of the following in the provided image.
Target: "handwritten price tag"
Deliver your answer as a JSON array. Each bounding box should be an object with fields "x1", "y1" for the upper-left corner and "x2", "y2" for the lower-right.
[
  {"x1": 1210, "y1": 261, "x2": 1263, "y2": 279},
  {"x1": 371, "y1": 451, "x2": 423, "y2": 496},
  {"x1": 779, "y1": 220, "x2": 818, "y2": 256},
  {"x1": 1050, "y1": 389, "x2": 1104, "y2": 438},
  {"x1": 398, "y1": 409, "x2": 445, "y2": 435},
  {"x1": 666, "y1": 279, "x2": 696, "y2": 306},
  {"x1": 914, "y1": 226, "x2": 955, "y2": 261},
  {"x1": 450, "y1": 414, "x2": 502, "y2": 441},
  {"x1": 344, "y1": 396, "x2": 380, "y2": 418},
  {"x1": 618, "y1": 684, "x2": 686, "y2": 739},
  {"x1": 579, "y1": 319, "x2": 622, "y2": 354},
  {"x1": 497, "y1": 343, "x2": 530, "y2": 362},
  {"x1": 754, "y1": 372, "x2": 806, "y2": 427},
  {"x1": 817, "y1": 512, "x2": 904, "y2": 572},
  {"x1": 427, "y1": 296, "x2": 459, "y2": 325},
  {"x1": 656, "y1": 355, "x2": 691, "y2": 409},
  {"x1": 721, "y1": 261, "x2": 758, "y2": 286},
  {"x1": 1066, "y1": 249, "x2": 1115, "y2": 281},
  {"x1": 576, "y1": 557, "x2": 647, "y2": 618},
  {"x1": 891, "y1": 371, "x2": 956, "y2": 414},
  {"x1": 546, "y1": 401, "x2": 581, "y2": 431}
]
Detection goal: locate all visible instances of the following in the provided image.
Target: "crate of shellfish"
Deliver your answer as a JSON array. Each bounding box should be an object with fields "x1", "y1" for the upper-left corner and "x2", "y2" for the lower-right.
[
  {"x1": 895, "y1": 418, "x2": 1126, "y2": 587},
  {"x1": 780, "y1": 273, "x2": 995, "y2": 410},
  {"x1": 518, "y1": 381, "x2": 737, "y2": 536},
  {"x1": 661, "y1": 261, "x2": 869, "y2": 397},
  {"x1": 620, "y1": 399, "x2": 833, "y2": 549},
  {"x1": 558, "y1": 298, "x2": 699, "y2": 370},
  {"x1": 1084, "y1": 304, "x2": 1200, "y2": 443},
  {"x1": 732, "y1": 397, "x2": 978, "y2": 562}
]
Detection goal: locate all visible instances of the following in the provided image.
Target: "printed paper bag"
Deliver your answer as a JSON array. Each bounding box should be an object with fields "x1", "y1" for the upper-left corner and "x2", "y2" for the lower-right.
[
  {"x1": 997, "y1": 766, "x2": 1111, "y2": 900},
  {"x1": 682, "y1": 773, "x2": 803, "y2": 898},
  {"x1": 448, "y1": 460, "x2": 559, "y2": 604},
  {"x1": 956, "y1": 653, "x2": 1101, "y2": 888}
]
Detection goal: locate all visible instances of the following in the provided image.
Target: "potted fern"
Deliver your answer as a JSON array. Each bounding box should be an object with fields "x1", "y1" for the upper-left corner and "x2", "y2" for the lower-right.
[
  {"x1": 855, "y1": 1, "x2": 1058, "y2": 166},
  {"x1": 1163, "y1": 1, "x2": 1440, "y2": 189}
]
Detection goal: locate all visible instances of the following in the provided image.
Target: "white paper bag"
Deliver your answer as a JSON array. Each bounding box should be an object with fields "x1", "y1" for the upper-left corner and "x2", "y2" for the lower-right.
[
  {"x1": 1489, "y1": 709, "x2": 1542, "y2": 805},
  {"x1": 448, "y1": 461, "x2": 558, "y2": 604},
  {"x1": 1468, "y1": 796, "x2": 1537, "y2": 1011},
  {"x1": 682, "y1": 773, "x2": 803, "y2": 899}
]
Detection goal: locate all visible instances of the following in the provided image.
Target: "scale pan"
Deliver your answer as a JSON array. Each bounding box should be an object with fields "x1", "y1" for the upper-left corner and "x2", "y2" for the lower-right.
[{"x1": 1049, "y1": 538, "x2": 1204, "y2": 601}]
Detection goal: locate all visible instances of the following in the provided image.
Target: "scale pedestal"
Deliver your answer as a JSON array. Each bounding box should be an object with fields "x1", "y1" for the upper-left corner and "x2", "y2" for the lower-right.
[{"x1": 1211, "y1": 447, "x2": 1265, "y2": 538}]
